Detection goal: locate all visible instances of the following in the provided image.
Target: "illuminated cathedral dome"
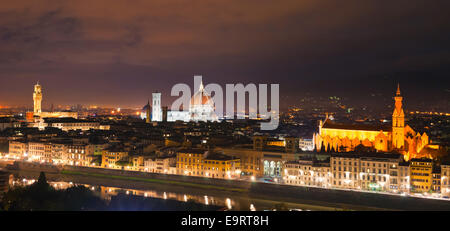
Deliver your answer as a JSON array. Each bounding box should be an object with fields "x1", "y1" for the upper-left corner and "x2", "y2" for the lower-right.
[
  {"x1": 140, "y1": 100, "x2": 151, "y2": 120},
  {"x1": 189, "y1": 81, "x2": 218, "y2": 122},
  {"x1": 142, "y1": 101, "x2": 151, "y2": 111},
  {"x1": 190, "y1": 82, "x2": 213, "y2": 107}
]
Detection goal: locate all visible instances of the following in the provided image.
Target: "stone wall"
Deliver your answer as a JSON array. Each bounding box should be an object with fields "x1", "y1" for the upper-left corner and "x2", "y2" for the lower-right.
[{"x1": 62, "y1": 165, "x2": 252, "y2": 189}]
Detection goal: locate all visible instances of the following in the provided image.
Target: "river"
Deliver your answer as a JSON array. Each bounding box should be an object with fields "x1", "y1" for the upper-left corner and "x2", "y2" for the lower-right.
[{"x1": 6, "y1": 170, "x2": 339, "y2": 211}]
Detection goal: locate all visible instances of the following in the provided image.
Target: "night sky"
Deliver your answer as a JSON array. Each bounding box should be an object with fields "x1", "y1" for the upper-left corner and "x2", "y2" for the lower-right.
[{"x1": 0, "y1": 0, "x2": 449, "y2": 109}]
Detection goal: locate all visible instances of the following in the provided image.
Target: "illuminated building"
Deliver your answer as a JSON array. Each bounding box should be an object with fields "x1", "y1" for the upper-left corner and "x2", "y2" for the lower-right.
[
  {"x1": 441, "y1": 164, "x2": 450, "y2": 197},
  {"x1": 10, "y1": 139, "x2": 105, "y2": 165},
  {"x1": 217, "y1": 136, "x2": 302, "y2": 178},
  {"x1": 359, "y1": 154, "x2": 403, "y2": 192},
  {"x1": 8, "y1": 140, "x2": 28, "y2": 159},
  {"x1": 330, "y1": 153, "x2": 407, "y2": 192},
  {"x1": 253, "y1": 135, "x2": 300, "y2": 153},
  {"x1": 410, "y1": 158, "x2": 433, "y2": 193},
  {"x1": 188, "y1": 80, "x2": 218, "y2": 122},
  {"x1": 299, "y1": 138, "x2": 314, "y2": 151},
  {"x1": 283, "y1": 153, "x2": 410, "y2": 193},
  {"x1": 27, "y1": 142, "x2": 52, "y2": 162},
  {"x1": 392, "y1": 85, "x2": 405, "y2": 149},
  {"x1": 217, "y1": 147, "x2": 263, "y2": 177},
  {"x1": 176, "y1": 148, "x2": 240, "y2": 179},
  {"x1": 140, "y1": 99, "x2": 151, "y2": 122},
  {"x1": 431, "y1": 167, "x2": 441, "y2": 193},
  {"x1": 101, "y1": 148, "x2": 129, "y2": 169},
  {"x1": 145, "y1": 80, "x2": 218, "y2": 123},
  {"x1": 283, "y1": 159, "x2": 331, "y2": 188},
  {"x1": 397, "y1": 162, "x2": 411, "y2": 193},
  {"x1": 64, "y1": 143, "x2": 105, "y2": 166},
  {"x1": 315, "y1": 85, "x2": 429, "y2": 160},
  {"x1": 166, "y1": 110, "x2": 190, "y2": 122},
  {"x1": 152, "y1": 92, "x2": 162, "y2": 122},
  {"x1": 29, "y1": 82, "x2": 78, "y2": 120},
  {"x1": 331, "y1": 154, "x2": 360, "y2": 190},
  {"x1": 144, "y1": 156, "x2": 177, "y2": 174},
  {"x1": 31, "y1": 118, "x2": 104, "y2": 131},
  {"x1": 130, "y1": 155, "x2": 145, "y2": 171},
  {"x1": 266, "y1": 139, "x2": 285, "y2": 147},
  {"x1": 33, "y1": 82, "x2": 42, "y2": 114},
  {"x1": 49, "y1": 142, "x2": 66, "y2": 164}
]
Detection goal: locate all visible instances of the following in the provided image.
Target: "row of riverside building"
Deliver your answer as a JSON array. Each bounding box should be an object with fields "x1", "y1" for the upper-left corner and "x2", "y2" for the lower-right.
[
  {"x1": 6, "y1": 137, "x2": 450, "y2": 198},
  {"x1": 7, "y1": 140, "x2": 241, "y2": 180},
  {"x1": 284, "y1": 153, "x2": 450, "y2": 197}
]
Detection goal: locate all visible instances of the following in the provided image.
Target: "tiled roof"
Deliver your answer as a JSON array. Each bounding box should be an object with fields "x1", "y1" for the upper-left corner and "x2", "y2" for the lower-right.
[{"x1": 322, "y1": 121, "x2": 391, "y2": 132}]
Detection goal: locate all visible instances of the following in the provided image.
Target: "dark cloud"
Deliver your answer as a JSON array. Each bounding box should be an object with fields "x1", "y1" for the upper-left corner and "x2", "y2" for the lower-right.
[{"x1": 0, "y1": 0, "x2": 449, "y2": 109}]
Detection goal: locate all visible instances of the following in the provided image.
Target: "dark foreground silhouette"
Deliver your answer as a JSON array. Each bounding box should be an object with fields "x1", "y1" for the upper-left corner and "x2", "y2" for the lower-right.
[{"x1": 0, "y1": 172, "x2": 220, "y2": 211}]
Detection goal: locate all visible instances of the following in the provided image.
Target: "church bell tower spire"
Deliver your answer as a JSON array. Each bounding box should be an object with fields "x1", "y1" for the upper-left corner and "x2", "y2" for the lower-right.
[{"x1": 392, "y1": 83, "x2": 405, "y2": 149}]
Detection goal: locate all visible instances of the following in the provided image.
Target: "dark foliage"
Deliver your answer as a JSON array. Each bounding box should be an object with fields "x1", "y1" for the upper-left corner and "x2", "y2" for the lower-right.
[
  {"x1": 0, "y1": 172, "x2": 107, "y2": 211},
  {"x1": 0, "y1": 172, "x2": 220, "y2": 211}
]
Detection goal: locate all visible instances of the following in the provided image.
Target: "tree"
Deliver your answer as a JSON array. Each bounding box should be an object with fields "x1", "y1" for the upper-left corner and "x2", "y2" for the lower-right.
[
  {"x1": 1, "y1": 183, "x2": 107, "y2": 211},
  {"x1": 354, "y1": 144, "x2": 376, "y2": 153},
  {"x1": 36, "y1": 172, "x2": 49, "y2": 188},
  {"x1": 330, "y1": 145, "x2": 336, "y2": 153}
]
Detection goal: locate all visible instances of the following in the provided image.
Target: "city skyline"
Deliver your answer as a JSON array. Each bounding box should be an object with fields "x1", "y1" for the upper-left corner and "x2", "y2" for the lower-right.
[{"x1": 0, "y1": 80, "x2": 448, "y2": 114}]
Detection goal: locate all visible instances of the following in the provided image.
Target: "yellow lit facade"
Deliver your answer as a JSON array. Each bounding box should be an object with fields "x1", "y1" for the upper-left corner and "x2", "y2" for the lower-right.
[
  {"x1": 29, "y1": 82, "x2": 78, "y2": 121},
  {"x1": 101, "y1": 149, "x2": 129, "y2": 169},
  {"x1": 130, "y1": 155, "x2": 145, "y2": 171},
  {"x1": 176, "y1": 149, "x2": 241, "y2": 179},
  {"x1": 266, "y1": 140, "x2": 285, "y2": 147},
  {"x1": 8, "y1": 140, "x2": 28, "y2": 158},
  {"x1": 315, "y1": 85, "x2": 429, "y2": 160},
  {"x1": 410, "y1": 158, "x2": 433, "y2": 193},
  {"x1": 33, "y1": 82, "x2": 42, "y2": 114},
  {"x1": 218, "y1": 147, "x2": 263, "y2": 177}
]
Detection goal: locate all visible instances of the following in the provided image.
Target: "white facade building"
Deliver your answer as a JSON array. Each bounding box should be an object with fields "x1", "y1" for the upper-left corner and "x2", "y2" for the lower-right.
[
  {"x1": 442, "y1": 164, "x2": 450, "y2": 197},
  {"x1": 283, "y1": 159, "x2": 331, "y2": 188},
  {"x1": 148, "y1": 80, "x2": 218, "y2": 123},
  {"x1": 144, "y1": 156, "x2": 177, "y2": 174},
  {"x1": 167, "y1": 111, "x2": 190, "y2": 122},
  {"x1": 299, "y1": 138, "x2": 314, "y2": 151},
  {"x1": 331, "y1": 154, "x2": 361, "y2": 190},
  {"x1": 152, "y1": 92, "x2": 162, "y2": 122}
]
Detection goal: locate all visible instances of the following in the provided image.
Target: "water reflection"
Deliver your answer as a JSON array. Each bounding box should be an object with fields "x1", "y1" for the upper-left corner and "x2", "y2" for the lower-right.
[
  {"x1": 10, "y1": 177, "x2": 241, "y2": 210},
  {"x1": 9, "y1": 176, "x2": 317, "y2": 211}
]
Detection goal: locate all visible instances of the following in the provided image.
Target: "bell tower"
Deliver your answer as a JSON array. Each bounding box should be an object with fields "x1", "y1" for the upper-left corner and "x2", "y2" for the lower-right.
[
  {"x1": 392, "y1": 84, "x2": 405, "y2": 149},
  {"x1": 152, "y1": 92, "x2": 162, "y2": 122},
  {"x1": 145, "y1": 99, "x2": 151, "y2": 123},
  {"x1": 33, "y1": 82, "x2": 42, "y2": 114}
]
